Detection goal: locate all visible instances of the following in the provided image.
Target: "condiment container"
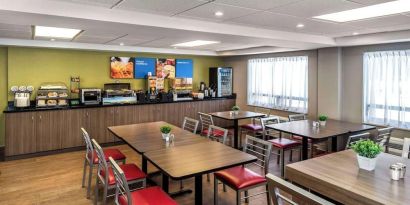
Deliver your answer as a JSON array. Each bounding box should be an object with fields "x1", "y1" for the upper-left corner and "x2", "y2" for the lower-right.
[
  {"x1": 390, "y1": 164, "x2": 401, "y2": 180},
  {"x1": 395, "y1": 163, "x2": 406, "y2": 178}
]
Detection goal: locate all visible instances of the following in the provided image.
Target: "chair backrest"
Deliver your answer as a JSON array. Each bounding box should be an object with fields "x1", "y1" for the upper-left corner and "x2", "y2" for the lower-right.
[
  {"x1": 261, "y1": 116, "x2": 280, "y2": 140},
  {"x1": 345, "y1": 132, "x2": 370, "y2": 150},
  {"x1": 376, "y1": 127, "x2": 393, "y2": 147},
  {"x1": 243, "y1": 135, "x2": 272, "y2": 174},
  {"x1": 207, "y1": 125, "x2": 228, "y2": 144},
  {"x1": 109, "y1": 157, "x2": 133, "y2": 205},
  {"x1": 255, "y1": 107, "x2": 271, "y2": 116},
  {"x1": 198, "y1": 112, "x2": 214, "y2": 134},
  {"x1": 182, "y1": 117, "x2": 199, "y2": 134},
  {"x1": 288, "y1": 114, "x2": 306, "y2": 122},
  {"x1": 81, "y1": 128, "x2": 94, "y2": 161},
  {"x1": 266, "y1": 173, "x2": 335, "y2": 205},
  {"x1": 402, "y1": 138, "x2": 410, "y2": 159},
  {"x1": 91, "y1": 139, "x2": 110, "y2": 186}
]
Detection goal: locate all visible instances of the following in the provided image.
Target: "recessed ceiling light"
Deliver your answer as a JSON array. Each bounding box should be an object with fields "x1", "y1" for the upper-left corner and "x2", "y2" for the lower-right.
[
  {"x1": 50, "y1": 38, "x2": 55, "y2": 41},
  {"x1": 215, "y1": 11, "x2": 224, "y2": 17},
  {"x1": 296, "y1": 24, "x2": 304, "y2": 28},
  {"x1": 119, "y1": 42, "x2": 124, "y2": 46},
  {"x1": 171, "y1": 40, "x2": 220, "y2": 47},
  {"x1": 313, "y1": 0, "x2": 410, "y2": 22},
  {"x1": 352, "y1": 32, "x2": 359, "y2": 36},
  {"x1": 34, "y1": 26, "x2": 82, "y2": 39}
]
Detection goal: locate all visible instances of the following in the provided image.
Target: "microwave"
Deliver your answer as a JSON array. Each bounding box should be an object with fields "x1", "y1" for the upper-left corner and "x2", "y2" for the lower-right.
[{"x1": 80, "y1": 89, "x2": 102, "y2": 105}]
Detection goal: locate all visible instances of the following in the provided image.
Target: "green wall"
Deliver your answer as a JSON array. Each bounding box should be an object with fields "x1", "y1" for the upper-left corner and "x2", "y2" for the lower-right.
[
  {"x1": 0, "y1": 47, "x2": 7, "y2": 146},
  {"x1": 1, "y1": 47, "x2": 224, "y2": 146}
]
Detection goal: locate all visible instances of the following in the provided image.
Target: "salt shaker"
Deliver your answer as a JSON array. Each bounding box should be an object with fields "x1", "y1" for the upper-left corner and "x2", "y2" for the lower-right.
[
  {"x1": 396, "y1": 163, "x2": 406, "y2": 178},
  {"x1": 390, "y1": 164, "x2": 401, "y2": 181}
]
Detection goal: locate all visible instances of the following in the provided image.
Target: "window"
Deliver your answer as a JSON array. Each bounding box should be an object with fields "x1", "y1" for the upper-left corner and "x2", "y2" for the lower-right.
[
  {"x1": 247, "y1": 56, "x2": 308, "y2": 113},
  {"x1": 363, "y1": 50, "x2": 410, "y2": 129}
]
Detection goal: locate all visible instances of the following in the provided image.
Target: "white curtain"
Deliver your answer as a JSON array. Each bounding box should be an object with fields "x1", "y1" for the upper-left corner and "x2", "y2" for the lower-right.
[
  {"x1": 247, "y1": 56, "x2": 308, "y2": 113},
  {"x1": 363, "y1": 50, "x2": 410, "y2": 129}
]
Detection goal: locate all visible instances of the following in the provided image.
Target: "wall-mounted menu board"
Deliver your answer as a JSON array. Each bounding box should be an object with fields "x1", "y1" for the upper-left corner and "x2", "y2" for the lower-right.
[
  {"x1": 176, "y1": 59, "x2": 193, "y2": 78},
  {"x1": 110, "y1": 57, "x2": 134, "y2": 79},
  {"x1": 156, "y1": 58, "x2": 175, "y2": 79},
  {"x1": 134, "y1": 58, "x2": 156, "y2": 79}
]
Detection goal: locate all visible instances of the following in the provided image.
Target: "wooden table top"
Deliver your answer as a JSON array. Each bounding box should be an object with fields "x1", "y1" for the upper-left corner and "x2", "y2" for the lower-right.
[
  {"x1": 286, "y1": 150, "x2": 410, "y2": 205},
  {"x1": 210, "y1": 111, "x2": 266, "y2": 120},
  {"x1": 266, "y1": 119, "x2": 375, "y2": 139},
  {"x1": 144, "y1": 141, "x2": 257, "y2": 179},
  {"x1": 108, "y1": 121, "x2": 207, "y2": 154}
]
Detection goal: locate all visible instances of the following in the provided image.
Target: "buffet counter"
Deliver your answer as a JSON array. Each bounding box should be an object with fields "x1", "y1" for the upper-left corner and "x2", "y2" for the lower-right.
[{"x1": 3, "y1": 97, "x2": 235, "y2": 157}]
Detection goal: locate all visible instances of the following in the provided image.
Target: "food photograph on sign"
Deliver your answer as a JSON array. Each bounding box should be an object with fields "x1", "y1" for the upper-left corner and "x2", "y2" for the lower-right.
[
  {"x1": 110, "y1": 57, "x2": 134, "y2": 79},
  {"x1": 156, "y1": 58, "x2": 175, "y2": 79}
]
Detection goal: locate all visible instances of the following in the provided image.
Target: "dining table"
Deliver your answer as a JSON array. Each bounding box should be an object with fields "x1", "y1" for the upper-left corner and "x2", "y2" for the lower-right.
[
  {"x1": 210, "y1": 111, "x2": 266, "y2": 149},
  {"x1": 286, "y1": 150, "x2": 410, "y2": 205},
  {"x1": 266, "y1": 119, "x2": 375, "y2": 160},
  {"x1": 144, "y1": 140, "x2": 257, "y2": 205}
]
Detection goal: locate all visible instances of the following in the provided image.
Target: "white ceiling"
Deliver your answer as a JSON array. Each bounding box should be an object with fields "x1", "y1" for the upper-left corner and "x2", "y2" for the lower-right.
[{"x1": 0, "y1": 0, "x2": 409, "y2": 56}]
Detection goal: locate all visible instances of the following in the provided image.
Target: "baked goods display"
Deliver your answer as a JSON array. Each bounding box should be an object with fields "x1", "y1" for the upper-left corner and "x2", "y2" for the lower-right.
[{"x1": 36, "y1": 82, "x2": 69, "y2": 108}]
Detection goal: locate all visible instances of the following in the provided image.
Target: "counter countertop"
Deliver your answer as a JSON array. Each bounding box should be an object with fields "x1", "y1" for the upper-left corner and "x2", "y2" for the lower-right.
[{"x1": 3, "y1": 96, "x2": 236, "y2": 113}]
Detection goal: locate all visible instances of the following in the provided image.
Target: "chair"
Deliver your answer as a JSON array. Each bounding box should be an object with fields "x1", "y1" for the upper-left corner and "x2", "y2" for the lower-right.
[
  {"x1": 214, "y1": 135, "x2": 272, "y2": 205},
  {"x1": 268, "y1": 137, "x2": 301, "y2": 178},
  {"x1": 260, "y1": 116, "x2": 281, "y2": 140},
  {"x1": 402, "y1": 138, "x2": 410, "y2": 159},
  {"x1": 376, "y1": 127, "x2": 393, "y2": 152},
  {"x1": 345, "y1": 132, "x2": 370, "y2": 150},
  {"x1": 81, "y1": 128, "x2": 127, "y2": 198},
  {"x1": 289, "y1": 114, "x2": 328, "y2": 158},
  {"x1": 182, "y1": 117, "x2": 199, "y2": 134},
  {"x1": 198, "y1": 112, "x2": 215, "y2": 136},
  {"x1": 92, "y1": 139, "x2": 146, "y2": 205},
  {"x1": 207, "y1": 125, "x2": 229, "y2": 144},
  {"x1": 240, "y1": 107, "x2": 271, "y2": 138},
  {"x1": 266, "y1": 173, "x2": 335, "y2": 205},
  {"x1": 109, "y1": 157, "x2": 177, "y2": 205}
]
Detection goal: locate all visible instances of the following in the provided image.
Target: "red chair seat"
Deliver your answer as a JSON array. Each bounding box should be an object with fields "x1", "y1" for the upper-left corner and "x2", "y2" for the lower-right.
[
  {"x1": 90, "y1": 148, "x2": 126, "y2": 164},
  {"x1": 214, "y1": 166, "x2": 266, "y2": 189},
  {"x1": 240, "y1": 124, "x2": 263, "y2": 131},
  {"x1": 118, "y1": 186, "x2": 177, "y2": 205},
  {"x1": 291, "y1": 135, "x2": 312, "y2": 142},
  {"x1": 101, "y1": 164, "x2": 147, "y2": 185},
  {"x1": 202, "y1": 129, "x2": 228, "y2": 137},
  {"x1": 268, "y1": 138, "x2": 301, "y2": 149}
]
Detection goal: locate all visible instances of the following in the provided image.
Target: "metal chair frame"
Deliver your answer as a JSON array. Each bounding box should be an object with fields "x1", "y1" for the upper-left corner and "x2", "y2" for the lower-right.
[
  {"x1": 288, "y1": 114, "x2": 306, "y2": 122},
  {"x1": 261, "y1": 116, "x2": 281, "y2": 140},
  {"x1": 214, "y1": 135, "x2": 272, "y2": 205},
  {"x1": 109, "y1": 157, "x2": 133, "y2": 205},
  {"x1": 199, "y1": 112, "x2": 214, "y2": 135},
  {"x1": 402, "y1": 138, "x2": 410, "y2": 159},
  {"x1": 182, "y1": 117, "x2": 199, "y2": 134},
  {"x1": 345, "y1": 132, "x2": 371, "y2": 150},
  {"x1": 92, "y1": 139, "x2": 145, "y2": 205},
  {"x1": 207, "y1": 125, "x2": 229, "y2": 144},
  {"x1": 376, "y1": 127, "x2": 393, "y2": 153},
  {"x1": 266, "y1": 173, "x2": 335, "y2": 205}
]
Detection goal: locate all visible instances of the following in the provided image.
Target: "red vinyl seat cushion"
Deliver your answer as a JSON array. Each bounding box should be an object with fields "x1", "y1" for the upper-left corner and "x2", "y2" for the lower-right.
[
  {"x1": 215, "y1": 166, "x2": 267, "y2": 189},
  {"x1": 118, "y1": 186, "x2": 178, "y2": 205},
  {"x1": 240, "y1": 124, "x2": 263, "y2": 131},
  {"x1": 101, "y1": 164, "x2": 146, "y2": 185},
  {"x1": 268, "y1": 138, "x2": 301, "y2": 149},
  {"x1": 202, "y1": 129, "x2": 228, "y2": 137},
  {"x1": 90, "y1": 148, "x2": 126, "y2": 164}
]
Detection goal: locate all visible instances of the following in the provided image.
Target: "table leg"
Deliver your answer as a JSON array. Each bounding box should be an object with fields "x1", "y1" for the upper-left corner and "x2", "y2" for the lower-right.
[
  {"x1": 233, "y1": 119, "x2": 239, "y2": 149},
  {"x1": 302, "y1": 137, "x2": 308, "y2": 160},
  {"x1": 194, "y1": 175, "x2": 203, "y2": 205},
  {"x1": 142, "y1": 157, "x2": 148, "y2": 174},
  {"x1": 331, "y1": 136, "x2": 338, "y2": 152},
  {"x1": 162, "y1": 174, "x2": 169, "y2": 193}
]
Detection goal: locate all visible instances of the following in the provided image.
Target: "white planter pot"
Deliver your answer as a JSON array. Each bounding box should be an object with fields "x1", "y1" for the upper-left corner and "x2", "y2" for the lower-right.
[
  {"x1": 357, "y1": 154, "x2": 378, "y2": 171},
  {"x1": 161, "y1": 133, "x2": 170, "y2": 140},
  {"x1": 319, "y1": 121, "x2": 326, "y2": 126}
]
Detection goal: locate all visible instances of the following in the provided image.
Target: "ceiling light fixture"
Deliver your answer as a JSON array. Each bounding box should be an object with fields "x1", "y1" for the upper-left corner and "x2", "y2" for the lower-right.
[
  {"x1": 34, "y1": 26, "x2": 82, "y2": 39},
  {"x1": 50, "y1": 38, "x2": 55, "y2": 41},
  {"x1": 313, "y1": 0, "x2": 410, "y2": 22},
  {"x1": 296, "y1": 24, "x2": 305, "y2": 28},
  {"x1": 215, "y1": 11, "x2": 224, "y2": 17},
  {"x1": 171, "y1": 40, "x2": 220, "y2": 47},
  {"x1": 119, "y1": 42, "x2": 124, "y2": 46},
  {"x1": 352, "y1": 32, "x2": 359, "y2": 36}
]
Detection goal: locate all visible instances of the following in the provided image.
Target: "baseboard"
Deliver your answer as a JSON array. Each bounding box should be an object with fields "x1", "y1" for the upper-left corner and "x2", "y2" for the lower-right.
[
  {"x1": 4, "y1": 141, "x2": 124, "y2": 161},
  {"x1": 0, "y1": 146, "x2": 4, "y2": 161}
]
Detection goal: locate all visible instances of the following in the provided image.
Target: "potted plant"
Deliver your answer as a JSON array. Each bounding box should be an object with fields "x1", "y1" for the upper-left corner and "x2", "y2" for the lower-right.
[
  {"x1": 318, "y1": 114, "x2": 328, "y2": 126},
  {"x1": 350, "y1": 139, "x2": 382, "y2": 171},
  {"x1": 160, "y1": 125, "x2": 172, "y2": 140},
  {"x1": 232, "y1": 105, "x2": 240, "y2": 115}
]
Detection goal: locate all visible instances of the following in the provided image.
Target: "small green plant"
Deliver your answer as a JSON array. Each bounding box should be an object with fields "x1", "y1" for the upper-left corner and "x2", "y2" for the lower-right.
[
  {"x1": 160, "y1": 125, "x2": 172, "y2": 134},
  {"x1": 350, "y1": 139, "x2": 382, "y2": 159},
  {"x1": 318, "y1": 114, "x2": 328, "y2": 121},
  {"x1": 232, "y1": 105, "x2": 240, "y2": 111}
]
